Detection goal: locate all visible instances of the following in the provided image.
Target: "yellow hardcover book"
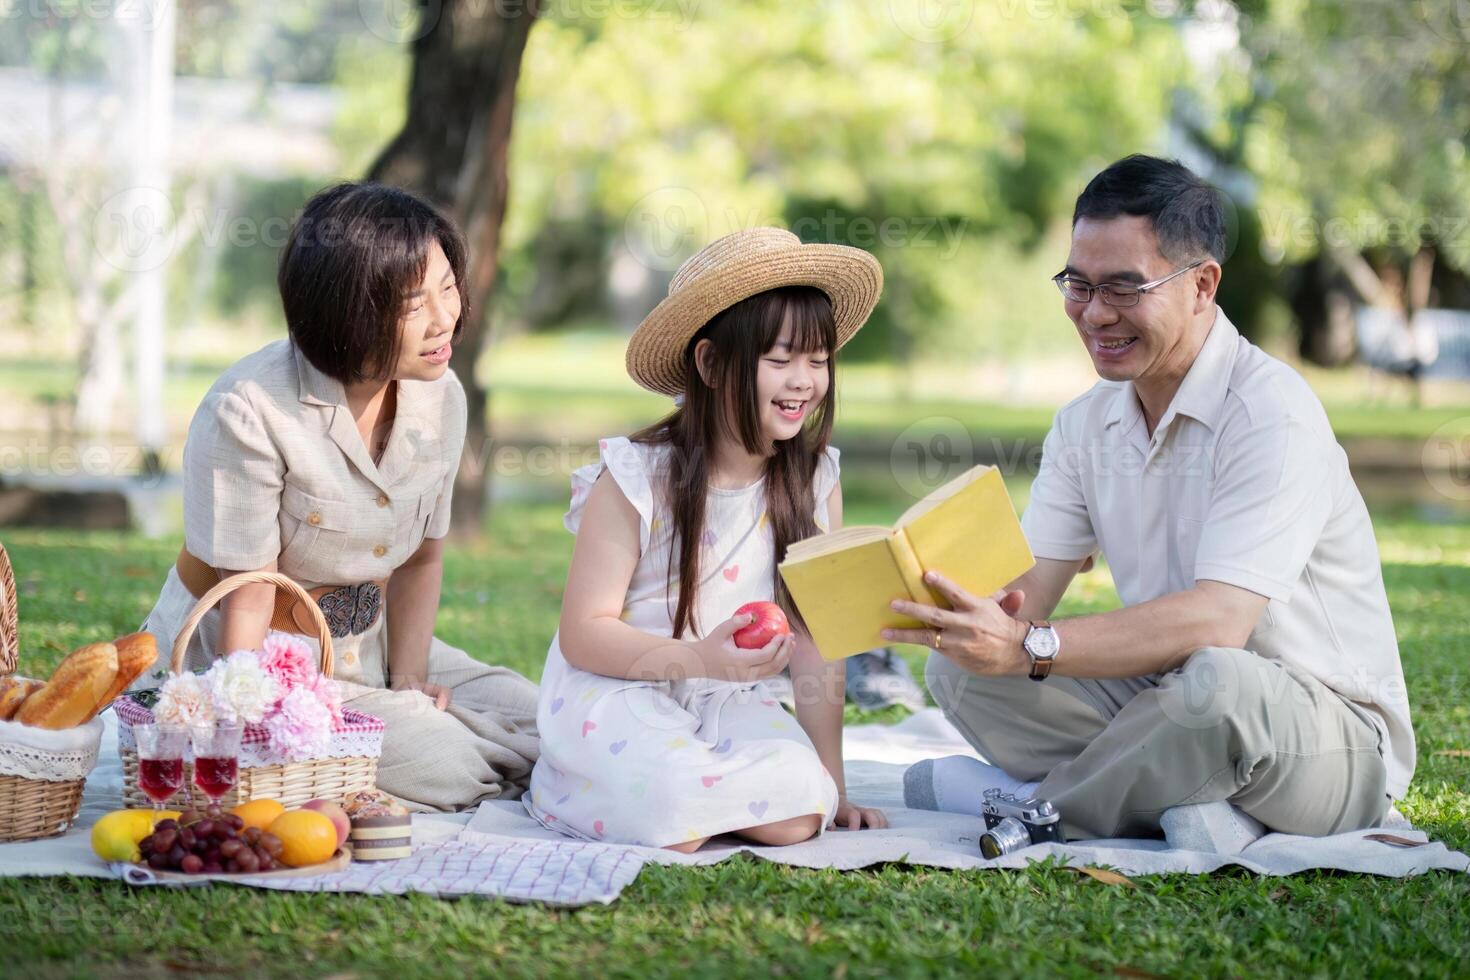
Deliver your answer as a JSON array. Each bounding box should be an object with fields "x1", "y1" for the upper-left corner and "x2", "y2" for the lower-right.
[{"x1": 778, "y1": 465, "x2": 1035, "y2": 661}]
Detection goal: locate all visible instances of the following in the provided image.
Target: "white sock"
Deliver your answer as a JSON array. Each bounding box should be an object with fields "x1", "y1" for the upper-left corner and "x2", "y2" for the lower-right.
[
  {"x1": 904, "y1": 755, "x2": 1041, "y2": 814},
  {"x1": 1160, "y1": 801, "x2": 1267, "y2": 854}
]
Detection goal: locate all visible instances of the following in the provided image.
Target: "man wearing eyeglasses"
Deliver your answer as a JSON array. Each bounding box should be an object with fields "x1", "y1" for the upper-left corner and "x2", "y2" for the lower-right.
[{"x1": 895, "y1": 155, "x2": 1412, "y2": 846}]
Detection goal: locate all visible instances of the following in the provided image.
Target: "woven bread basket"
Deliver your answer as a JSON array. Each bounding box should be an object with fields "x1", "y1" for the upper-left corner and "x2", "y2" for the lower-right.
[{"x1": 0, "y1": 540, "x2": 102, "y2": 842}]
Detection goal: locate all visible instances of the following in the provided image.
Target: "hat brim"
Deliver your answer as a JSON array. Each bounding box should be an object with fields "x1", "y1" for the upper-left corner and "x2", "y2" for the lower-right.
[{"x1": 625, "y1": 243, "x2": 883, "y2": 397}]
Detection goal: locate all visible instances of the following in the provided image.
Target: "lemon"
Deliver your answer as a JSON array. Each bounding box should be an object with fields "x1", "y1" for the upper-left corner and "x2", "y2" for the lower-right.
[{"x1": 90, "y1": 809, "x2": 158, "y2": 862}]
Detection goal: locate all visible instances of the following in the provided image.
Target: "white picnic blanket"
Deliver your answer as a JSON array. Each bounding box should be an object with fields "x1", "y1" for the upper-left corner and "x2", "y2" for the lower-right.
[
  {"x1": 459, "y1": 709, "x2": 1469, "y2": 882},
  {"x1": 0, "y1": 709, "x2": 1463, "y2": 907}
]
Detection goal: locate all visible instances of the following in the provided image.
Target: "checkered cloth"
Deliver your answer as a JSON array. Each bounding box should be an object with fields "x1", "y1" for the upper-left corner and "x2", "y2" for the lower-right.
[{"x1": 117, "y1": 835, "x2": 643, "y2": 905}]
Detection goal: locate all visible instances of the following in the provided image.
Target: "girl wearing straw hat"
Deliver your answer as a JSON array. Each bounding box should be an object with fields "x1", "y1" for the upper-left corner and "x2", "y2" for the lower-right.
[{"x1": 526, "y1": 228, "x2": 888, "y2": 850}]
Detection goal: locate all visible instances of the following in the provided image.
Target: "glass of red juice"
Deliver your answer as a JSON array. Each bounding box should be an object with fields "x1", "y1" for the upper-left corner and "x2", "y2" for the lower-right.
[
  {"x1": 190, "y1": 722, "x2": 242, "y2": 811},
  {"x1": 135, "y1": 724, "x2": 189, "y2": 817}
]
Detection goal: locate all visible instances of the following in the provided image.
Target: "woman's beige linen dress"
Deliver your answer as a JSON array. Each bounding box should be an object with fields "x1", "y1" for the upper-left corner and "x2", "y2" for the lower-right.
[{"x1": 137, "y1": 340, "x2": 540, "y2": 812}]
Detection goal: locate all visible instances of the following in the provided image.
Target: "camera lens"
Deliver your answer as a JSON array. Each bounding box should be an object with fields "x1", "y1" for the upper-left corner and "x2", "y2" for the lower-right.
[{"x1": 979, "y1": 817, "x2": 1031, "y2": 859}]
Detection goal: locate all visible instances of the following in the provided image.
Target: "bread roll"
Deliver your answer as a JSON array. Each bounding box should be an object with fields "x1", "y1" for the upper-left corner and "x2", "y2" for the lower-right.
[
  {"x1": 0, "y1": 677, "x2": 23, "y2": 718},
  {"x1": 16, "y1": 642, "x2": 119, "y2": 729},
  {"x1": 0, "y1": 677, "x2": 42, "y2": 721},
  {"x1": 83, "y1": 631, "x2": 159, "y2": 722}
]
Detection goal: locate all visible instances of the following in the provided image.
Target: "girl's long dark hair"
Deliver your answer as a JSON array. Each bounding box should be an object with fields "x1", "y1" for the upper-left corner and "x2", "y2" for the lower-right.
[{"x1": 631, "y1": 286, "x2": 837, "y2": 640}]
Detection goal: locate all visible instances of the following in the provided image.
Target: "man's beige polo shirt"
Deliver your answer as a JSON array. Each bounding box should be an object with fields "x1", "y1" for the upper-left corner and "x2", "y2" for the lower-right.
[{"x1": 1021, "y1": 309, "x2": 1414, "y2": 798}]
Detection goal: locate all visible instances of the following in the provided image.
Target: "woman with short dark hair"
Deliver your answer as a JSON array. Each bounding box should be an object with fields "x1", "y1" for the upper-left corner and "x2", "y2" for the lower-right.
[{"x1": 136, "y1": 182, "x2": 539, "y2": 811}]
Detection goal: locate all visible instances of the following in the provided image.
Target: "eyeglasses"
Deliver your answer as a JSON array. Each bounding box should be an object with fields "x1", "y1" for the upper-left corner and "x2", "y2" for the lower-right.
[{"x1": 1052, "y1": 260, "x2": 1204, "y2": 308}]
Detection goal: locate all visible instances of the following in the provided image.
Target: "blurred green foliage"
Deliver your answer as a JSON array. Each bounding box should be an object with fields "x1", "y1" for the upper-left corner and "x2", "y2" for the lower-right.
[
  {"x1": 495, "y1": 0, "x2": 1189, "y2": 360},
  {"x1": 2, "y1": 1, "x2": 1470, "y2": 367},
  {"x1": 1233, "y1": 0, "x2": 1470, "y2": 270}
]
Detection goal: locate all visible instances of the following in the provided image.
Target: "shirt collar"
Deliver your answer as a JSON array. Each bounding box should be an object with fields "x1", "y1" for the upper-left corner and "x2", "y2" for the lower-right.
[
  {"x1": 293, "y1": 341, "x2": 429, "y2": 419},
  {"x1": 1102, "y1": 307, "x2": 1238, "y2": 435},
  {"x1": 1165, "y1": 307, "x2": 1237, "y2": 432},
  {"x1": 293, "y1": 342, "x2": 345, "y2": 408},
  {"x1": 1102, "y1": 380, "x2": 1143, "y2": 436},
  {"x1": 292, "y1": 341, "x2": 433, "y2": 493}
]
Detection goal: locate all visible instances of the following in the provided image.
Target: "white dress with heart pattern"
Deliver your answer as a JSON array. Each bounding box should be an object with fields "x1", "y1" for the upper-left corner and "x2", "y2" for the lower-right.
[{"x1": 524, "y1": 436, "x2": 841, "y2": 848}]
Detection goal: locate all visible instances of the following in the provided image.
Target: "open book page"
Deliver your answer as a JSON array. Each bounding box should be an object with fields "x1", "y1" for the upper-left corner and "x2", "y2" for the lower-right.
[
  {"x1": 783, "y1": 465, "x2": 998, "y2": 563},
  {"x1": 782, "y1": 525, "x2": 892, "y2": 562},
  {"x1": 894, "y1": 465, "x2": 992, "y2": 529},
  {"x1": 899, "y1": 466, "x2": 1034, "y2": 603},
  {"x1": 778, "y1": 464, "x2": 1035, "y2": 659}
]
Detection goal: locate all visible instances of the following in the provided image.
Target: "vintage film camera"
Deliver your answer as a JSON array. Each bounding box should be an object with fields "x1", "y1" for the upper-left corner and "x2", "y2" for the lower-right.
[{"x1": 979, "y1": 787, "x2": 1063, "y2": 858}]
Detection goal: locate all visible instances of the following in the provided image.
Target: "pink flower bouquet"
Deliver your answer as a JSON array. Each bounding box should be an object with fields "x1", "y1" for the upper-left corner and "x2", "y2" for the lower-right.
[{"x1": 149, "y1": 632, "x2": 346, "y2": 764}]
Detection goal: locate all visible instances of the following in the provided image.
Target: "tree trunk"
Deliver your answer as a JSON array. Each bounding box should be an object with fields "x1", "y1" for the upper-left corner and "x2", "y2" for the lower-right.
[
  {"x1": 73, "y1": 278, "x2": 124, "y2": 440},
  {"x1": 1290, "y1": 255, "x2": 1358, "y2": 367},
  {"x1": 366, "y1": 0, "x2": 538, "y2": 535}
]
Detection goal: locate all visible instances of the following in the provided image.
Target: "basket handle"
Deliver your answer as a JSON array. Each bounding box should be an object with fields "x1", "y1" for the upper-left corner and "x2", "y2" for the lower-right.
[
  {"x1": 0, "y1": 541, "x2": 16, "y2": 677},
  {"x1": 170, "y1": 571, "x2": 335, "y2": 678}
]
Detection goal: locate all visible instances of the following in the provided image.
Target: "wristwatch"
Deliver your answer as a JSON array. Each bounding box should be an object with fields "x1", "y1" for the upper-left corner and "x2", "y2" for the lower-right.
[{"x1": 1022, "y1": 621, "x2": 1060, "y2": 681}]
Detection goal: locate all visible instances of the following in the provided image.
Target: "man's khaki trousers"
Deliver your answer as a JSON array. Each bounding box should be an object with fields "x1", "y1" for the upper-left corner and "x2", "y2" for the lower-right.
[{"x1": 925, "y1": 646, "x2": 1390, "y2": 839}]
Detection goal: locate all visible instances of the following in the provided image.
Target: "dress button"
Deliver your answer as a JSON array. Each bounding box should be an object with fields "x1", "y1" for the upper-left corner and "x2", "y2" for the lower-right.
[
  {"x1": 308, "y1": 512, "x2": 322, "y2": 526},
  {"x1": 373, "y1": 545, "x2": 387, "y2": 558},
  {"x1": 344, "y1": 650, "x2": 358, "y2": 667},
  {"x1": 377, "y1": 494, "x2": 389, "y2": 507}
]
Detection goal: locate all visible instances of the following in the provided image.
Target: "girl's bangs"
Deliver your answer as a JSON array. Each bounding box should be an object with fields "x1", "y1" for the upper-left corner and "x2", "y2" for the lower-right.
[{"x1": 760, "y1": 287, "x2": 837, "y2": 354}]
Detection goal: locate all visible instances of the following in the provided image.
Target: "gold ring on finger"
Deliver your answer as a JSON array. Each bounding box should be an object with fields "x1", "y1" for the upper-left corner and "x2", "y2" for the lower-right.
[{"x1": 934, "y1": 629, "x2": 944, "y2": 651}]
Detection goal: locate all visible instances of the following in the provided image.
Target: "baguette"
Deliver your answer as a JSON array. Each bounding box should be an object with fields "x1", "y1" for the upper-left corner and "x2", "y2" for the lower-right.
[
  {"x1": 16, "y1": 642, "x2": 119, "y2": 729},
  {"x1": 83, "y1": 631, "x2": 159, "y2": 722},
  {"x1": 0, "y1": 677, "x2": 42, "y2": 721}
]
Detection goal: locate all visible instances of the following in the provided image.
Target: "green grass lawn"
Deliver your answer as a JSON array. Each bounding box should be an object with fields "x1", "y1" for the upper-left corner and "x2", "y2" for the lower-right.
[{"x1": 0, "y1": 495, "x2": 1467, "y2": 977}]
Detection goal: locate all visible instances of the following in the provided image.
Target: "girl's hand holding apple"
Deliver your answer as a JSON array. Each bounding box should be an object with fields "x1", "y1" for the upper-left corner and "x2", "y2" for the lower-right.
[
  {"x1": 731, "y1": 601, "x2": 790, "y2": 649},
  {"x1": 692, "y1": 607, "x2": 793, "y2": 683}
]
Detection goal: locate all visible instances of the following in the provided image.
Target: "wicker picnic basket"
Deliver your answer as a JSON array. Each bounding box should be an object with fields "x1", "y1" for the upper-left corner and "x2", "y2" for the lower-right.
[
  {"x1": 0, "y1": 541, "x2": 105, "y2": 842},
  {"x1": 117, "y1": 570, "x2": 383, "y2": 810}
]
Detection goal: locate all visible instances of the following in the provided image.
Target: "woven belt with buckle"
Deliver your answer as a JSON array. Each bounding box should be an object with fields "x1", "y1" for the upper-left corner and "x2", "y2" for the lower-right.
[
  {"x1": 317, "y1": 582, "x2": 384, "y2": 638},
  {"x1": 175, "y1": 548, "x2": 389, "y2": 639}
]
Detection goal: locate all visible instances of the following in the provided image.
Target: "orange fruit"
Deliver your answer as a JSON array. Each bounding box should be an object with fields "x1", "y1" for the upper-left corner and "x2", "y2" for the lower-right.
[
  {"x1": 231, "y1": 798, "x2": 286, "y2": 832},
  {"x1": 267, "y1": 810, "x2": 338, "y2": 867}
]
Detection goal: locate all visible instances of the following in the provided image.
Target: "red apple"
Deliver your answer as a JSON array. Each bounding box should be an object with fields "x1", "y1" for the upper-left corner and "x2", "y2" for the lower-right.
[
  {"x1": 301, "y1": 799, "x2": 351, "y2": 848},
  {"x1": 732, "y1": 601, "x2": 790, "y2": 649}
]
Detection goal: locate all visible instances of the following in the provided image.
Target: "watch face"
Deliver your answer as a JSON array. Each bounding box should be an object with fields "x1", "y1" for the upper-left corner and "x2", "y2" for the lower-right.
[{"x1": 1026, "y1": 627, "x2": 1059, "y2": 660}]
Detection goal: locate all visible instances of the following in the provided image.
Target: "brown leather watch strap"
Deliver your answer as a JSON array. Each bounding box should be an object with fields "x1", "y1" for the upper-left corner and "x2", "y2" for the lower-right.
[{"x1": 1026, "y1": 620, "x2": 1054, "y2": 681}]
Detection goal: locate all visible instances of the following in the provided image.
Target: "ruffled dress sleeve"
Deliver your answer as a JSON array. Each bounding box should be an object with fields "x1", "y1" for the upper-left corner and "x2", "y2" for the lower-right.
[
  {"x1": 564, "y1": 436, "x2": 659, "y2": 554},
  {"x1": 812, "y1": 445, "x2": 841, "y2": 533}
]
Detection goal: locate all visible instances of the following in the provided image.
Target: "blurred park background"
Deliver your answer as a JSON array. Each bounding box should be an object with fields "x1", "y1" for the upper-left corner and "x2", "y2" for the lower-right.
[{"x1": 1, "y1": 0, "x2": 1469, "y2": 536}]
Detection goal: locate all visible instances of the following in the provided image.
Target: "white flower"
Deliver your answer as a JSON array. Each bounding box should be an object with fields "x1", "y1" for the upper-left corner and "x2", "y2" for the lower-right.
[
  {"x1": 154, "y1": 671, "x2": 217, "y2": 727},
  {"x1": 205, "y1": 650, "x2": 282, "y2": 725}
]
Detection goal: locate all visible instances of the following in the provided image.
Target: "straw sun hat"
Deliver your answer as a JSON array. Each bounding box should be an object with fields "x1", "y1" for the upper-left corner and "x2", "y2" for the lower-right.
[{"x1": 625, "y1": 227, "x2": 884, "y2": 396}]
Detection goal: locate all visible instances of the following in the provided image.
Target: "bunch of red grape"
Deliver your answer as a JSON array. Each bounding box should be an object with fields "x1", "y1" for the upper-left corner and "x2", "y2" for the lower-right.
[{"x1": 138, "y1": 809, "x2": 285, "y2": 874}]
